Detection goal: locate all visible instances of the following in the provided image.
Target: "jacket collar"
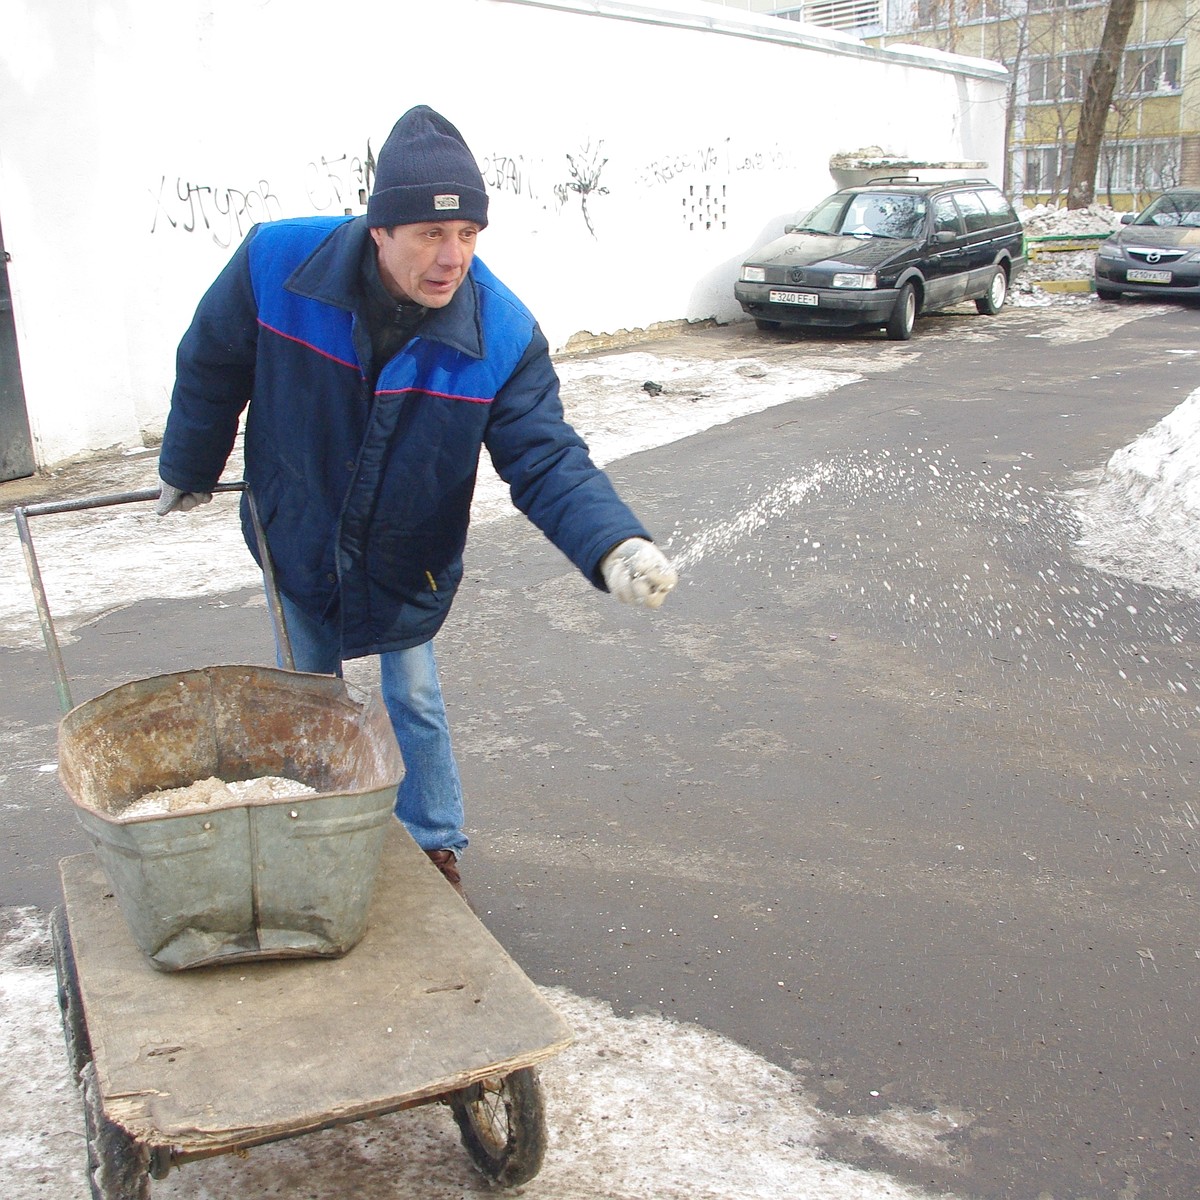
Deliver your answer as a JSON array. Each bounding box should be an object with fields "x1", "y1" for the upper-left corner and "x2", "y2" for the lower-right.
[{"x1": 284, "y1": 216, "x2": 485, "y2": 360}]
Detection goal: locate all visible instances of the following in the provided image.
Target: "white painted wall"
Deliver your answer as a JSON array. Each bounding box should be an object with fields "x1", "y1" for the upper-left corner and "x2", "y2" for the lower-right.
[{"x1": 0, "y1": 0, "x2": 1007, "y2": 468}]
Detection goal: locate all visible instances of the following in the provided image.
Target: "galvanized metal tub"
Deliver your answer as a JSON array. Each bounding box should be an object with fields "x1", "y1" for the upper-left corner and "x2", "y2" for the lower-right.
[{"x1": 57, "y1": 665, "x2": 405, "y2": 972}]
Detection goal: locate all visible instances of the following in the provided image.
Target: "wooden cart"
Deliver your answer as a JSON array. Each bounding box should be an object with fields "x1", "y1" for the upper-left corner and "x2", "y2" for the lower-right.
[
  {"x1": 52, "y1": 822, "x2": 572, "y2": 1198},
  {"x1": 17, "y1": 487, "x2": 572, "y2": 1197}
]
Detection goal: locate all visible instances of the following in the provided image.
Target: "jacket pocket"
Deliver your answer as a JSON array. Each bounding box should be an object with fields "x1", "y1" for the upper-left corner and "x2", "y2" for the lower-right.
[{"x1": 364, "y1": 530, "x2": 464, "y2": 603}]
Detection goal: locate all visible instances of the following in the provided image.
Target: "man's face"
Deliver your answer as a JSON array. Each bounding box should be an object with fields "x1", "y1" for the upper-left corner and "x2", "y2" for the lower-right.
[{"x1": 370, "y1": 220, "x2": 480, "y2": 308}]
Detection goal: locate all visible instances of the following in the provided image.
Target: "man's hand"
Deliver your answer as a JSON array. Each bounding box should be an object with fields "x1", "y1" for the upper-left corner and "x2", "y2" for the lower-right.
[
  {"x1": 155, "y1": 478, "x2": 214, "y2": 516},
  {"x1": 600, "y1": 538, "x2": 678, "y2": 610}
]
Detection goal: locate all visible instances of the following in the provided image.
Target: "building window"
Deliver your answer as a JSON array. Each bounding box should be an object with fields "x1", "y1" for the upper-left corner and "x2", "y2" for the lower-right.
[
  {"x1": 1062, "y1": 52, "x2": 1092, "y2": 101},
  {"x1": 1122, "y1": 44, "x2": 1184, "y2": 95},
  {"x1": 1029, "y1": 53, "x2": 1091, "y2": 103},
  {"x1": 1020, "y1": 139, "x2": 1179, "y2": 198},
  {"x1": 1029, "y1": 43, "x2": 1184, "y2": 104},
  {"x1": 914, "y1": 0, "x2": 939, "y2": 26},
  {"x1": 1028, "y1": 57, "x2": 1062, "y2": 103},
  {"x1": 1098, "y1": 139, "x2": 1181, "y2": 194},
  {"x1": 1022, "y1": 145, "x2": 1073, "y2": 195}
]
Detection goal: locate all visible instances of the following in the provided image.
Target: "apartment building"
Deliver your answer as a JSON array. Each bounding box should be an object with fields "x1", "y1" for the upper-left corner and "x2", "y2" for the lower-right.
[
  {"x1": 715, "y1": 0, "x2": 1198, "y2": 205},
  {"x1": 873, "y1": 0, "x2": 1200, "y2": 205}
]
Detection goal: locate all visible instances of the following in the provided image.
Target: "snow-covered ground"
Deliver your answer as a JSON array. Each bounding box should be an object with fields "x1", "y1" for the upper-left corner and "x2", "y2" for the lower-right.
[
  {"x1": 1, "y1": 905, "x2": 972, "y2": 1200},
  {"x1": 3, "y1": 275, "x2": 1198, "y2": 1199}
]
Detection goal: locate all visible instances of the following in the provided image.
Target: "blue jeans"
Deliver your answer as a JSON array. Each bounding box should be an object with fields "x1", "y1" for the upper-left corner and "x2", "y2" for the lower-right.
[{"x1": 274, "y1": 595, "x2": 467, "y2": 857}]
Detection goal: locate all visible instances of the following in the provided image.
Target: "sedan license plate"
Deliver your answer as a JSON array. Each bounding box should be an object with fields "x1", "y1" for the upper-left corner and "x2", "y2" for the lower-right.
[
  {"x1": 1127, "y1": 268, "x2": 1172, "y2": 284},
  {"x1": 769, "y1": 289, "x2": 818, "y2": 307}
]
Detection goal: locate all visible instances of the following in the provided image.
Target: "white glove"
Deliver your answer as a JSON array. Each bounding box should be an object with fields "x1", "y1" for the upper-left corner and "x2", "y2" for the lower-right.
[
  {"x1": 155, "y1": 477, "x2": 214, "y2": 516},
  {"x1": 600, "y1": 538, "x2": 678, "y2": 610}
]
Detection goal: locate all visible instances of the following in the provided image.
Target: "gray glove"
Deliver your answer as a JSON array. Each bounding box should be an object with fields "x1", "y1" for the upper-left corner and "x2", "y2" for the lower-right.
[
  {"x1": 155, "y1": 477, "x2": 214, "y2": 516},
  {"x1": 600, "y1": 538, "x2": 678, "y2": 610}
]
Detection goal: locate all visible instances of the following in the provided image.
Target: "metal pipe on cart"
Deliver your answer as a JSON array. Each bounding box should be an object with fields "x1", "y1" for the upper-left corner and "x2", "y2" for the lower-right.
[{"x1": 12, "y1": 480, "x2": 294, "y2": 715}]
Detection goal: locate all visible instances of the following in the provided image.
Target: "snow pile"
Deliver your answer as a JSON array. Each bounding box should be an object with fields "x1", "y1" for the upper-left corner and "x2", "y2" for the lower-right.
[
  {"x1": 1019, "y1": 202, "x2": 1124, "y2": 237},
  {"x1": 1074, "y1": 381, "x2": 1200, "y2": 592},
  {"x1": 1017, "y1": 202, "x2": 1125, "y2": 286}
]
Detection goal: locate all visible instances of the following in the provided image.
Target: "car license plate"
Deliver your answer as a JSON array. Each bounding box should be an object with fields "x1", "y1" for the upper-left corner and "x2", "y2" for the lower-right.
[
  {"x1": 769, "y1": 289, "x2": 818, "y2": 307},
  {"x1": 1127, "y1": 268, "x2": 1172, "y2": 283}
]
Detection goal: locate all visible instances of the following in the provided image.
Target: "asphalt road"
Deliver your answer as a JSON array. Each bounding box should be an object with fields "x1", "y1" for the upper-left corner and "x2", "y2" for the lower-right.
[{"x1": 3, "y1": 297, "x2": 1199, "y2": 1198}]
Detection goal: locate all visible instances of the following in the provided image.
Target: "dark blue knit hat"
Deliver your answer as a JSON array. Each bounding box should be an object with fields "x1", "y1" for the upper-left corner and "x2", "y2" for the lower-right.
[{"x1": 367, "y1": 106, "x2": 489, "y2": 229}]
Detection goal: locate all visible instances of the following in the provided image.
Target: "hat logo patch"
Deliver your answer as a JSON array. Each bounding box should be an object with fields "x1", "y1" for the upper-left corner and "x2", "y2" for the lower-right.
[{"x1": 434, "y1": 194, "x2": 461, "y2": 211}]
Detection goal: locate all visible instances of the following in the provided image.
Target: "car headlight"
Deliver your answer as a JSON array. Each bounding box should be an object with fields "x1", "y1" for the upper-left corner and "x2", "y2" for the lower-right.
[
  {"x1": 741, "y1": 266, "x2": 766, "y2": 283},
  {"x1": 1097, "y1": 242, "x2": 1123, "y2": 259},
  {"x1": 832, "y1": 273, "x2": 877, "y2": 288}
]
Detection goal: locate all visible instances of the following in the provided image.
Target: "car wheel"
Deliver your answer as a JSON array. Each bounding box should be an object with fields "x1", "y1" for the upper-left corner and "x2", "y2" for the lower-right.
[
  {"x1": 754, "y1": 318, "x2": 782, "y2": 331},
  {"x1": 885, "y1": 283, "x2": 917, "y2": 341},
  {"x1": 1094, "y1": 285, "x2": 1122, "y2": 301},
  {"x1": 975, "y1": 266, "x2": 1008, "y2": 315}
]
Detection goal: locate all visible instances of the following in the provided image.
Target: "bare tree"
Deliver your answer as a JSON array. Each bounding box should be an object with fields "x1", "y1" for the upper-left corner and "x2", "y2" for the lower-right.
[{"x1": 1066, "y1": 0, "x2": 1138, "y2": 208}]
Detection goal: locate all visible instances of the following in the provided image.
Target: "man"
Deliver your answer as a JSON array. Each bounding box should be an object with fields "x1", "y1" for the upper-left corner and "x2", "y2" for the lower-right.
[{"x1": 156, "y1": 105, "x2": 677, "y2": 899}]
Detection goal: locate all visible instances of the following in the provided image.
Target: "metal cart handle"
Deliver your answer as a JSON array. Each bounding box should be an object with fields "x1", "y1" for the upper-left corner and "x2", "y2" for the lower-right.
[{"x1": 12, "y1": 481, "x2": 294, "y2": 715}]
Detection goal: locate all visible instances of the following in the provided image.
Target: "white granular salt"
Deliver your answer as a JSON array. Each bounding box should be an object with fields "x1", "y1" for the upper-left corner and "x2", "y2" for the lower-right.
[{"x1": 118, "y1": 775, "x2": 317, "y2": 819}]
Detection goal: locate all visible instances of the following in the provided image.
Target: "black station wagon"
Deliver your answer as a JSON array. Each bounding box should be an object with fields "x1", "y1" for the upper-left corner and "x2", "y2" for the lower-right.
[{"x1": 734, "y1": 178, "x2": 1027, "y2": 340}]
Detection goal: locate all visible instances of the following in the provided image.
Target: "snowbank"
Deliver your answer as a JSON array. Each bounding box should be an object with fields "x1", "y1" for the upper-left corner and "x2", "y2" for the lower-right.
[
  {"x1": 1019, "y1": 202, "x2": 1124, "y2": 237},
  {"x1": 1074, "y1": 383, "x2": 1200, "y2": 594}
]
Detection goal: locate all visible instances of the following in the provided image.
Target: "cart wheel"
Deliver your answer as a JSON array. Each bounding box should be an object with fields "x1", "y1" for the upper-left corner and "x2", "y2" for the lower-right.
[
  {"x1": 449, "y1": 1066, "x2": 547, "y2": 1187},
  {"x1": 80, "y1": 1062, "x2": 151, "y2": 1200},
  {"x1": 50, "y1": 907, "x2": 92, "y2": 1082}
]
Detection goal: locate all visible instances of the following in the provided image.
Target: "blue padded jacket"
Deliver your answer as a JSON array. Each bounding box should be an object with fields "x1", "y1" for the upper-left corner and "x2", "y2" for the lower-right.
[{"x1": 159, "y1": 216, "x2": 649, "y2": 657}]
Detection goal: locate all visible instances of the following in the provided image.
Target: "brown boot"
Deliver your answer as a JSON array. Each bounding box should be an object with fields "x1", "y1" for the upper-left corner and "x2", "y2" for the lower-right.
[{"x1": 425, "y1": 849, "x2": 469, "y2": 905}]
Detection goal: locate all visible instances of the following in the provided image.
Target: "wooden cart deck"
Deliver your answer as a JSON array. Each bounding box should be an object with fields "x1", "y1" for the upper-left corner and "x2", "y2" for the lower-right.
[{"x1": 58, "y1": 821, "x2": 572, "y2": 1156}]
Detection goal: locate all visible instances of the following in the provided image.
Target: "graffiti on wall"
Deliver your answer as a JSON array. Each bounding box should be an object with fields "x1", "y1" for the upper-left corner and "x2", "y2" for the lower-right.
[
  {"x1": 150, "y1": 134, "x2": 795, "y2": 246},
  {"x1": 554, "y1": 141, "x2": 609, "y2": 238},
  {"x1": 304, "y1": 148, "x2": 374, "y2": 214},
  {"x1": 636, "y1": 144, "x2": 722, "y2": 188},
  {"x1": 636, "y1": 145, "x2": 727, "y2": 234},
  {"x1": 475, "y1": 133, "x2": 794, "y2": 238},
  {"x1": 634, "y1": 137, "x2": 799, "y2": 234},
  {"x1": 683, "y1": 183, "x2": 727, "y2": 233},
  {"x1": 481, "y1": 142, "x2": 613, "y2": 237},
  {"x1": 149, "y1": 175, "x2": 283, "y2": 247},
  {"x1": 637, "y1": 138, "x2": 796, "y2": 186},
  {"x1": 151, "y1": 145, "x2": 373, "y2": 245},
  {"x1": 479, "y1": 151, "x2": 538, "y2": 202}
]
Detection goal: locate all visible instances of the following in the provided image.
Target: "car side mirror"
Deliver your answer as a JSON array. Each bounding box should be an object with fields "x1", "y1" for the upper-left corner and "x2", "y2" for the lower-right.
[
  {"x1": 1119, "y1": 212, "x2": 1134, "y2": 224},
  {"x1": 934, "y1": 230, "x2": 957, "y2": 244},
  {"x1": 783, "y1": 224, "x2": 798, "y2": 234}
]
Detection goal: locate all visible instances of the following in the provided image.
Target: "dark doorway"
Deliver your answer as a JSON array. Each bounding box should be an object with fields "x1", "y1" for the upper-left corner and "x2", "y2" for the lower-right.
[{"x1": 0, "y1": 213, "x2": 35, "y2": 481}]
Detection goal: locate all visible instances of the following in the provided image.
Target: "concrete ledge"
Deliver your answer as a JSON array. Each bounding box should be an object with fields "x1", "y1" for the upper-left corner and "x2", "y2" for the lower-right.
[{"x1": 561, "y1": 318, "x2": 720, "y2": 355}]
